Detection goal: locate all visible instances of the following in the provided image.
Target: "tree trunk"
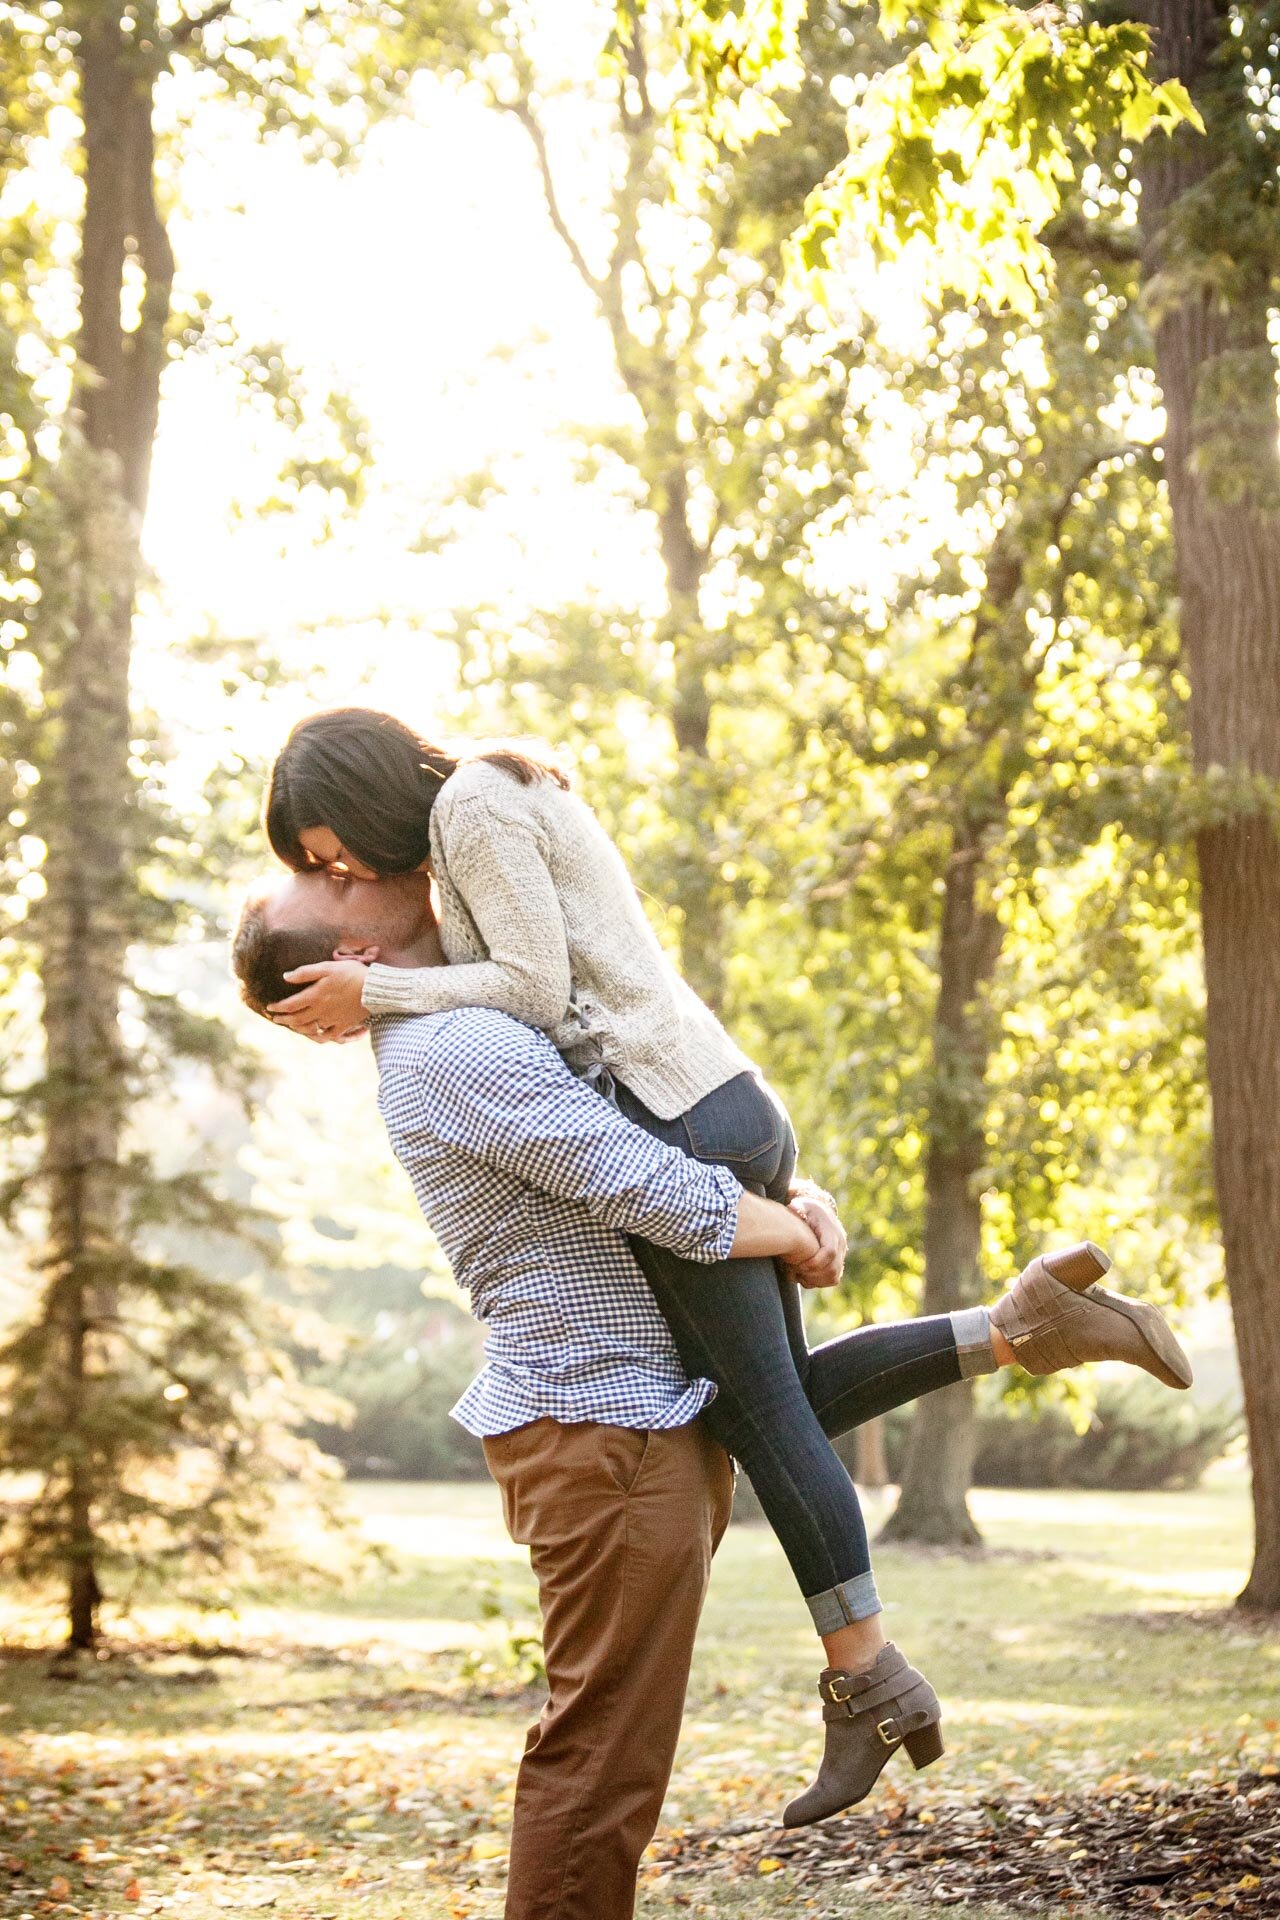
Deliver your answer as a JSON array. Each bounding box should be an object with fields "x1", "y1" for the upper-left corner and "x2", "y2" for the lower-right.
[
  {"x1": 881, "y1": 825, "x2": 1003, "y2": 1546},
  {"x1": 41, "y1": 453, "x2": 136, "y2": 1650},
  {"x1": 1139, "y1": 0, "x2": 1280, "y2": 1610},
  {"x1": 654, "y1": 472, "x2": 726, "y2": 1009},
  {"x1": 853, "y1": 1414, "x2": 888, "y2": 1490},
  {"x1": 880, "y1": 535, "x2": 1024, "y2": 1548},
  {"x1": 38, "y1": 7, "x2": 170, "y2": 1649}
]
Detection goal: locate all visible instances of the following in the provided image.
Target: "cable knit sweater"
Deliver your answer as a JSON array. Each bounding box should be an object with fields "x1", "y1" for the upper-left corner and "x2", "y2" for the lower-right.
[{"x1": 359, "y1": 759, "x2": 754, "y2": 1120}]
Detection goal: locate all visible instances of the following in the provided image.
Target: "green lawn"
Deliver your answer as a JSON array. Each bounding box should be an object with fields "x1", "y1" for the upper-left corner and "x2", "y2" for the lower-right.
[{"x1": 1, "y1": 1473, "x2": 1275, "y2": 1920}]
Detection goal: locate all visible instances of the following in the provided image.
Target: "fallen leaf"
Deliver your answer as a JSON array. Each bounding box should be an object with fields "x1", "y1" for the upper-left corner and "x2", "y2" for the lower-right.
[{"x1": 470, "y1": 1834, "x2": 507, "y2": 1861}]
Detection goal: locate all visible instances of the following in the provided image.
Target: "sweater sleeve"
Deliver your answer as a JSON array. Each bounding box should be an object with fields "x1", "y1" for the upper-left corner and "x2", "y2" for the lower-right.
[{"x1": 360, "y1": 794, "x2": 574, "y2": 1029}]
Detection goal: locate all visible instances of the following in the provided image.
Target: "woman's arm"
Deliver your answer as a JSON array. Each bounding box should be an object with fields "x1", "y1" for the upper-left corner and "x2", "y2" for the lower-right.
[{"x1": 363, "y1": 797, "x2": 573, "y2": 1024}]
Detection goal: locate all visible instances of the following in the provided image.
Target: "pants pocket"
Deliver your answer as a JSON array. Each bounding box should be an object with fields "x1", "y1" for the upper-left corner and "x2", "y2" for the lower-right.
[
  {"x1": 603, "y1": 1425, "x2": 651, "y2": 1495},
  {"x1": 682, "y1": 1074, "x2": 792, "y2": 1188},
  {"x1": 483, "y1": 1433, "x2": 523, "y2": 1542}
]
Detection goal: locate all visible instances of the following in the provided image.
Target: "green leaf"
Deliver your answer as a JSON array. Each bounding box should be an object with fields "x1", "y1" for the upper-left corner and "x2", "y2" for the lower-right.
[{"x1": 1155, "y1": 78, "x2": 1204, "y2": 134}]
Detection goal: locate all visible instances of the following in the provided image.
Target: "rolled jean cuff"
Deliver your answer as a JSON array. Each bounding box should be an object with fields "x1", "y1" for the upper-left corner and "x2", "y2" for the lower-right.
[
  {"x1": 806, "y1": 1571, "x2": 882, "y2": 1634},
  {"x1": 951, "y1": 1305, "x2": 996, "y2": 1378}
]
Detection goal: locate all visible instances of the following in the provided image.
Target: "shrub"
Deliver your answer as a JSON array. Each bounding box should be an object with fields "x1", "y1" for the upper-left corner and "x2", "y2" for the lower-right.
[
  {"x1": 969, "y1": 1376, "x2": 1239, "y2": 1490},
  {"x1": 882, "y1": 1375, "x2": 1239, "y2": 1491},
  {"x1": 291, "y1": 1267, "x2": 487, "y2": 1479},
  {"x1": 731, "y1": 1375, "x2": 1238, "y2": 1522}
]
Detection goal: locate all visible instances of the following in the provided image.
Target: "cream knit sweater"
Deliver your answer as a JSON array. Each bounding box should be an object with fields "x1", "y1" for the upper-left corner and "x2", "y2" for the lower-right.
[{"x1": 360, "y1": 759, "x2": 754, "y2": 1120}]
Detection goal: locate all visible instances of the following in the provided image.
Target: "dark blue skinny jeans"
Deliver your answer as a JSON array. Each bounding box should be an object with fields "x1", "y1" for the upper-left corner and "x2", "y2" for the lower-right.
[{"x1": 616, "y1": 1070, "x2": 962, "y2": 1633}]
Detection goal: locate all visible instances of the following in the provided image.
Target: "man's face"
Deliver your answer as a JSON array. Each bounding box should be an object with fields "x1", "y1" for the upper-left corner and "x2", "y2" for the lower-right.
[{"x1": 264, "y1": 868, "x2": 436, "y2": 964}]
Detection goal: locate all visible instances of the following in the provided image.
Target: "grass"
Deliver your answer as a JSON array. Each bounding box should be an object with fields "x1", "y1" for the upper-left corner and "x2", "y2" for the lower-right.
[{"x1": 0, "y1": 1471, "x2": 1275, "y2": 1920}]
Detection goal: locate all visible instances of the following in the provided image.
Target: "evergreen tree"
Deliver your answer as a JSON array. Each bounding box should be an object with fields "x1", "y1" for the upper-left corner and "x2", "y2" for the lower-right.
[{"x1": 0, "y1": 1, "x2": 402, "y2": 1650}]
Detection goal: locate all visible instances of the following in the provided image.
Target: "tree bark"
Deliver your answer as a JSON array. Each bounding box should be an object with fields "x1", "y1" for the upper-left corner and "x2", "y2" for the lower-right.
[
  {"x1": 41, "y1": 451, "x2": 135, "y2": 1650},
  {"x1": 881, "y1": 824, "x2": 1003, "y2": 1545},
  {"x1": 38, "y1": 7, "x2": 170, "y2": 1648},
  {"x1": 654, "y1": 466, "x2": 725, "y2": 1009},
  {"x1": 1138, "y1": 0, "x2": 1280, "y2": 1610},
  {"x1": 880, "y1": 531, "x2": 1026, "y2": 1546},
  {"x1": 853, "y1": 1414, "x2": 889, "y2": 1489}
]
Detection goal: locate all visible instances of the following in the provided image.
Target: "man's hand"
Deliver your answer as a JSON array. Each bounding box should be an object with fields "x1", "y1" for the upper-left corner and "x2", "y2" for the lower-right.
[
  {"x1": 784, "y1": 1182, "x2": 847, "y2": 1290},
  {"x1": 267, "y1": 959, "x2": 369, "y2": 1042}
]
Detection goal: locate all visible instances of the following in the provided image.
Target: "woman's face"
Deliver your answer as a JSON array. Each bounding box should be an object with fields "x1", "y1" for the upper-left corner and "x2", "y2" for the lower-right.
[{"x1": 297, "y1": 826, "x2": 380, "y2": 881}]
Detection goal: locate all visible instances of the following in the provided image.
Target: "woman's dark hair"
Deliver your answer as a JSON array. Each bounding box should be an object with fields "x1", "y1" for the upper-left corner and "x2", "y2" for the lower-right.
[{"x1": 264, "y1": 708, "x2": 568, "y2": 876}]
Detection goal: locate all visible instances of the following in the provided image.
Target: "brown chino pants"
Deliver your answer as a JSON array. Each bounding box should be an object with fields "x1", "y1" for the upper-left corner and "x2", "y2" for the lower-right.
[{"x1": 482, "y1": 1417, "x2": 734, "y2": 1920}]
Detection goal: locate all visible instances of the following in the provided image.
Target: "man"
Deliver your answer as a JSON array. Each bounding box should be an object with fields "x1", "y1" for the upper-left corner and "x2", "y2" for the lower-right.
[{"x1": 232, "y1": 867, "x2": 838, "y2": 1920}]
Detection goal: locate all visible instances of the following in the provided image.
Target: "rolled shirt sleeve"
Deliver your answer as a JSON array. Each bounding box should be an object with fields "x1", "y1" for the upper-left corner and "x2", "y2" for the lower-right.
[{"x1": 399, "y1": 1008, "x2": 741, "y2": 1263}]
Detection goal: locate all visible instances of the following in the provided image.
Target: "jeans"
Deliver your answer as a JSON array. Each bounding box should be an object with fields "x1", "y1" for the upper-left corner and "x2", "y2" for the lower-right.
[{"x1": 616, "y1": 1071, "x2": 963, "y2": 1632}]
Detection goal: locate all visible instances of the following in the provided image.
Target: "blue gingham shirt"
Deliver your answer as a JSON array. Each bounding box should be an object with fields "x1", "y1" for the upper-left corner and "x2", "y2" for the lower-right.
[{"x1": 371, "y1": 1006, "x2": 740, "y2": 1436}]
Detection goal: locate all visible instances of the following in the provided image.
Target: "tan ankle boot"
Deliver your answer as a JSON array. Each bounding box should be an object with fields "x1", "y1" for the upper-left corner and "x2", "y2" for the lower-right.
[
  {"x1": 782, "y1": 1644, "x2": 944, "y2": 1829},
  {"x1": 991, "y1": 1242, "x2": 1193, "y2": 1389}
]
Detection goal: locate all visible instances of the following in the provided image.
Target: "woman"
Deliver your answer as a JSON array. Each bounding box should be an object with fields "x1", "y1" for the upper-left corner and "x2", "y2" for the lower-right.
[{"x1": 263, "y1": 707, "x2": 1193, "y2": 1827}]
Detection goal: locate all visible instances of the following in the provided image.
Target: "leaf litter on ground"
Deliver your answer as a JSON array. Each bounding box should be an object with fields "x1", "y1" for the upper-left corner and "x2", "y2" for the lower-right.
[{"x1": 648, "y1": 1767, "x2": 1280, "y2": 1913}]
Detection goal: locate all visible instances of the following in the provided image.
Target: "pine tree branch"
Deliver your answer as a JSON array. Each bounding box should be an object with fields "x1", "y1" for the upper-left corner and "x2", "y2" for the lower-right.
[{"x1": 111, "y1": 1323, "x2": 201, "y2": 1400}]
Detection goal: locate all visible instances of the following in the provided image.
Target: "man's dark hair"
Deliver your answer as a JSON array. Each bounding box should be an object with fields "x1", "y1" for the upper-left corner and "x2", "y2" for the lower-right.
[{"x1": 232, "y1": 891, "x2": 342, "y2": 1019}]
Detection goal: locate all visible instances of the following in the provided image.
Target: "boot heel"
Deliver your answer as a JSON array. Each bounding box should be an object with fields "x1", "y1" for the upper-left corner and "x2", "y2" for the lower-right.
[
  {"x1": 904, "y1": 1722, "x2": 945, "y2": 1770},
  {"x1": 1042, "y1": 1241, "x2": 1111, "y2": 1289}
]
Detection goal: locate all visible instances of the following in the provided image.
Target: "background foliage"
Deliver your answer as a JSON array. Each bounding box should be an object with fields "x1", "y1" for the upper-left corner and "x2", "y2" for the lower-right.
[{"x1": 0, "y1": 0, "x2": 1267, "y2": 1647}]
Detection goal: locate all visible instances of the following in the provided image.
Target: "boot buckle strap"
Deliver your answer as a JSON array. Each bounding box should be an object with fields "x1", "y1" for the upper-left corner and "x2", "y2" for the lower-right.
[
  {"x1": 824, "y1": 1675, "x2": 855, "y2": 1705},
  {"x1": 876, "y1": 1716, "x2": 901, "y2": 1747}
]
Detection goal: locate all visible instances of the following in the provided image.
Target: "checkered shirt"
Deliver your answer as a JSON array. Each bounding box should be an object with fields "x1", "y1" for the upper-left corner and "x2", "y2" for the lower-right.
[{"x1": 371, "y1": 1006, "x2": 740, "y2": 1437}]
